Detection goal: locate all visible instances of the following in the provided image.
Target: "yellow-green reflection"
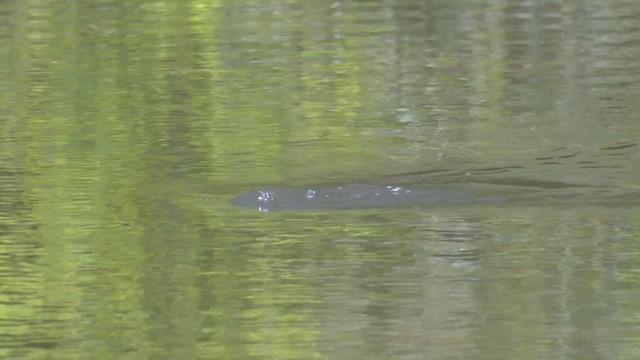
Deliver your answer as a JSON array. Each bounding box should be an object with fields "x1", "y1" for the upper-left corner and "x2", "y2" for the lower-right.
[{"x1": 0, "y1": 0, "x2": 639, "y2": 359}]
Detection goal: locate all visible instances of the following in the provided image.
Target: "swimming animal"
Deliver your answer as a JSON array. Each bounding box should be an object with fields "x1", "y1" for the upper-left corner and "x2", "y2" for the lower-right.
[{"x1": 230, "y1": 183, "x2": 509, "y2": 212}]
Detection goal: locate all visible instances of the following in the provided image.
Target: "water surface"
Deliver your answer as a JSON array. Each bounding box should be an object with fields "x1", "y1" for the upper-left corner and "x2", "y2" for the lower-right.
[{"x1": 1, "y1": 1, "x2": 640, "y2": 359}]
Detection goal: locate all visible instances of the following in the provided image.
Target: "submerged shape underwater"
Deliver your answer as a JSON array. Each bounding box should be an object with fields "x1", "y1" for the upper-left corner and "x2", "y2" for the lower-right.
[{"x1": 230, "y1": 183, "x2": 509, "y2": 212}]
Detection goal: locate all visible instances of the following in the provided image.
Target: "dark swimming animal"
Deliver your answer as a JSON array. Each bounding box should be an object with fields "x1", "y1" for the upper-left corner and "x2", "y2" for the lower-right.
[
  {"x1": 230, "y1": 183, "x2": 508, "y2": 213},
  {"x1": 229, "y1": 142, "x2": 639, "y2": 212}
]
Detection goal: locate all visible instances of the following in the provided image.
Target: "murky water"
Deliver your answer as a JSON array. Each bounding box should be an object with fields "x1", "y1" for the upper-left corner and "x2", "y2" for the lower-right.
[{"x1": 1, "y1": 1, "x2": 640, "y2": 359}]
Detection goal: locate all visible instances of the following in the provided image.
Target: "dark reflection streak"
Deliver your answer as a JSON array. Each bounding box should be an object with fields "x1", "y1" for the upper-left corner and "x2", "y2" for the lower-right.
[
  {"x1": 0, "y1": 341, "x2": 59, "y2": 349},
  {"x1": 539, "y1": 162, "x2": 563, "y2": 165},
  {"x1": 468, "y1": 178, "x2": 589, "y2": 189},
  {"x1": 465, "y1": 170, "x2": 513, "y2": 175},
  {"x1": 431, "y1": 252, "x2": 479, "y2": 261},
  {"x1": 427, "y1": 234, "x2": 483, "y2": 241},
  {"x1": 580, "y1": 165, "x2": 621, "y2": 169},
  {"x1": 433, "y1": 256, "x2": 479, "y2": 262},
  {"x1": 388, "y1": 167, "x2": 526, "y2": 178},
  {"x1": 601, "y1": 143, "x2": 638, "y2": 150},
  {"x1": 24, "y1": 341, "x2": 59, "y2": 349},
  {"x1": 535, "y1": 157, "x2": 554, "y2": 160},
  {"x1": 469, "y1": 166, "x2": 526, "y2": 172},
  {"x1": 557, "y1": 153, "x2": 580, "y2": 159}
]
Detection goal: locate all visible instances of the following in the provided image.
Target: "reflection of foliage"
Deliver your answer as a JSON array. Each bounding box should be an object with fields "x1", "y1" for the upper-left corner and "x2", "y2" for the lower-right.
[{"x1": 2, "y1": 0, "x2": 640, "y2": 358}]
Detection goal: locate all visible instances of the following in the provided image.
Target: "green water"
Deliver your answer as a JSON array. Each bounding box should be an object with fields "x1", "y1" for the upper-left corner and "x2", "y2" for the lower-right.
[{"x1": 1, "y1": 1, "x2": 640, "y2": 359}]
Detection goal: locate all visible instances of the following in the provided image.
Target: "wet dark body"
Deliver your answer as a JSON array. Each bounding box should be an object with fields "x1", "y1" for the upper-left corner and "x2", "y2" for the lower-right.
[
  {"x1": 230, "y1": 143, "x2": 638, "y2": 212},
  {"x1": 230, "y1": 183, "x2": 508, "y2": 213}
]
